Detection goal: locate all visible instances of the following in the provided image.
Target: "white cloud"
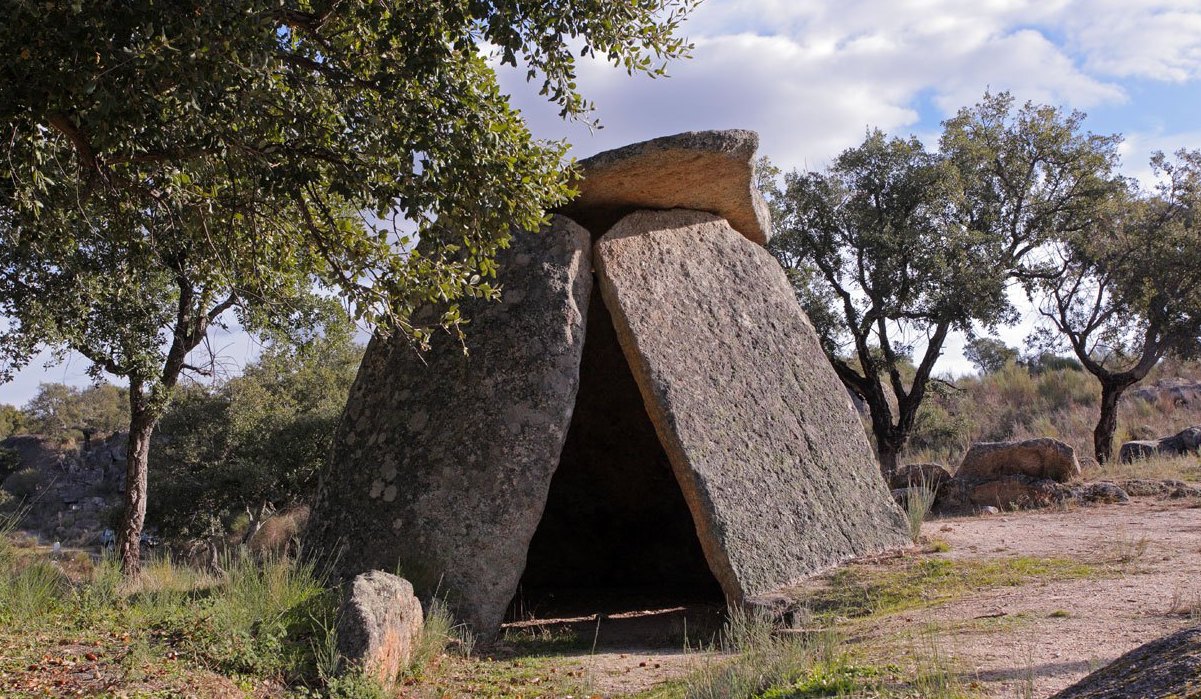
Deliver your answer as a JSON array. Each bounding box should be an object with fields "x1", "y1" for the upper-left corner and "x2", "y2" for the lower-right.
[
  {"x1": 500, "y1": 0, "x2": 1138, "y2": 172},
  {"x1": 1056, "y1": 0, "x2": 1201, "y2": 81}
]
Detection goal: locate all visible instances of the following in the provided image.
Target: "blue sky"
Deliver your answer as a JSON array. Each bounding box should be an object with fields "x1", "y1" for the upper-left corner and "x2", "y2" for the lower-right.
[{"x1": 4, "y1": 0, "x2": 1201, "y2": 405}]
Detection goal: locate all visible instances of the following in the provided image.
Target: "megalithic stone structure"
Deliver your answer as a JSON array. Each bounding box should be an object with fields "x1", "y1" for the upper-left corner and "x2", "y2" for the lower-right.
[
  {"x1": 594, "y1": 208, "x2": 910, "y2": 601},
  {"x1": 306, "y1": 130, "x2": 909, "y2": 638},
  {"x1": 305, "y1": 215, "x2": 593, "y2": 635}
]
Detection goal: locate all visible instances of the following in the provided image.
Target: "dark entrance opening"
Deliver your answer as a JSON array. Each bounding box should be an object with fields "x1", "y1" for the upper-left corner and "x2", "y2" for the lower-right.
[{"x1": 509, "y1": 284, "x2": 724, "y2": 641}]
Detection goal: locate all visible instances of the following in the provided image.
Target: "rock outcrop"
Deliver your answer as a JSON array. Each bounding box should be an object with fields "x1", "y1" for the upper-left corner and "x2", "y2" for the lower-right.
[
  {"x1": 305, "y1": 215, "x2": 593, "y2": 635},
  {"x1": 1119, "y1": 426, "x2": 1201, "y2": 463},
  {"x1": 336, "y1": 571, "x2": 424, "y2": 689},
  {"x1": 1131, "y1": 379, "x2": 1201, "y2": 407},
  {"x1": 559, "y1": 130, "x2": 772, "y2": 244},
  {"x1": 1051, "y1": 626, "x2": 1201, "y2": 699},
  {"x1": 0, "y1": 434, "x2": 125, "y2": 545},
  {"x1": 594, "y1": 209, "x2": 909, "y2": 602},
  {"x1": 958, "y1": 438, "x2": 1081, "y2": 483},
  {"x1": 911, "y1": 439, "x2": 1145, "y2": 513}
]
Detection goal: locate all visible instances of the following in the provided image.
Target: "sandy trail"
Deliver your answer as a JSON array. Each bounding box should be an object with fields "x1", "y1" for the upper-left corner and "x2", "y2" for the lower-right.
[{"x1": 902, "y1": 497, "x2": 1201, "y2": 698}]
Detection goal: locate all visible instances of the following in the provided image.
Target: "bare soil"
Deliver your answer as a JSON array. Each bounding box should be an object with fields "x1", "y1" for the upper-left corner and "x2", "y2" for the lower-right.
[
  {"x1": 899, "y1": 496, "x2": 1201, "y2": 698},
  {"x1": 481, "y1": 495, "x2": 1201, "y2": 698}
]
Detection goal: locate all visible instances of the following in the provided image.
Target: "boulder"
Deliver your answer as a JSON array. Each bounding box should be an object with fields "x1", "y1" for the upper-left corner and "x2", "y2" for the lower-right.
[
  {"x1": 957, "y1": 438, "x2": 1080, "y2": 483},
  {"x1": 889, "y1": 463, "x2": 953, "y2": 492},
  {"x1": 305, "y1": 215, "x2": 593, "y2": 635},
  {"x1": 336, "y1": 571, "x2": 424, "y2": 688},
  {"x1": 1120, "y1": 426, "x2": 1201, "y2": 463},
  {"x1": 1051, "y1": 626, "x2": 1201, "y2": 699},
  {"x1": 966, "y1": 476, "x2": 1073, "y2": 509},
  {"x1": 559, "y1": 130, "x2": 772, "y2": 245},
  {"x1": 1132, "y1": 379, "x2": 1201, "y2": 407},
  {"x1": 594, "y1": 209, "x2": 909, "y2": 602},
  {"x1": 1119, "y1": 440, "x2": 1162, "y2": 463},
  {"x1": 1070, "y1": 481, "x2": 1131, "y2": 505}
]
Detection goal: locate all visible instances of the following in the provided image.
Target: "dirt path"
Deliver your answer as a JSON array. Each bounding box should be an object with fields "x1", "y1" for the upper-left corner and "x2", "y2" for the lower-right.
[
  {"x1": 904, "y1": 497, "x2": 1201, "y2": 698},
  {"x1": 427, "y1": 496, "x2": 1201, "y2": 697}
]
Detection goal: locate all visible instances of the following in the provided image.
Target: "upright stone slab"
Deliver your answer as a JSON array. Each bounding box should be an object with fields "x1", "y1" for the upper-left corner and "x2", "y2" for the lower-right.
[
  {"x1": 594, "y1": 209, "x2": 909, "y2": 602},
  {"x1": 559, "y1": 130, "x2": 773, "y2": 244},
  {"x1": 306, "y1": 215, "x2": 592, "y2": 635}
]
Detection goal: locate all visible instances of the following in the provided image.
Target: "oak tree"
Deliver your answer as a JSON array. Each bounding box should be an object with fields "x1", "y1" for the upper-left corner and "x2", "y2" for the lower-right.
[
  {"x1": 1033, "y1": 150, "x2": 1201, "y2": 463},
  {"x1": 0, "y1": 0, "x2": 695, "y2": 572},
  {"x1": 771, "y1": 93, "x2": 1119, "y2": 474}
]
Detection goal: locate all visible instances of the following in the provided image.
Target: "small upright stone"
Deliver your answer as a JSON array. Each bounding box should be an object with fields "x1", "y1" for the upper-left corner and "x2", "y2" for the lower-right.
[
  {"x1": 336, "y1": 571, "x2": 424, "y2": 689},
  {"x1": 560, "y1": 130, "x2": 773, "y2": 244}
]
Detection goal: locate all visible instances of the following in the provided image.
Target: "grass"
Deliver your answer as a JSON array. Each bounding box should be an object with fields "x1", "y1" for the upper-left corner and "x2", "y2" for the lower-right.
[
  {"x1": 1168, "y1": 585, "x2": 1201, "y2": 621},
  {"x1": 802, "y1": 556, "x2": 1103, "y2": 622},
  {"x1": 903, "y1": 472, "x2": 939, "y2": 544},
  {"x1": 658, "y1": 609, "x2": 979, "y2": 699},
  {"x1": 0, "y1": 515, "x2": 422, "y2": 698},
  {"x1": 1089, "y1": 453, "x2": 1201, "y2": 484}
]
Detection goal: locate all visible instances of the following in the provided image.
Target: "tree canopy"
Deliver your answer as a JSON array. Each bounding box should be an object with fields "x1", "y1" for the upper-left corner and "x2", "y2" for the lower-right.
[
  {"x1": 1032, "y1": 149, "x2": 1201, "y2": 462},
  {"x1": 0, "y1": 0, "x2": 696, "y2": 571},
  {"x1": 770, "y1": 92, "x2": 1121, "y2": 473}
]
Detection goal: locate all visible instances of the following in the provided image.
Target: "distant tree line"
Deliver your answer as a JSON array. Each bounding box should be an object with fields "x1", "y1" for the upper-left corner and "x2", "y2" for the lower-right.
[
  {"x1": 0, "y1": 319, "x2": 362, "y2": 540},
  {"x1": 767, "y1": 91, "x2": 1201, "y2": 469}
]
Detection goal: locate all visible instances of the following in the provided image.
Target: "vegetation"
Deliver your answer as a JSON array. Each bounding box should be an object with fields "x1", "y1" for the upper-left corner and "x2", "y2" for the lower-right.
[
  {"x1": 149, "y1": 315, "x2": 362, "y2": 540},
  {"x1": 769, "y1": 91, "x2": 1120, "y2": 474},
  {"x1": 19, "y1": 382, "x2": 129, "y2": 447},
  {"x1": 1031, "y1": 149, "x2": 1201, "y2": 462},
  {"x1": 0, "y1": 0, "x2": 697, "y2": 573},
  {"x1": 0, "y1": 512, "x2": 459, "y2": 697},
  {"x1": 904, "y1": 354, "x2": 1201, "y2": 476}
]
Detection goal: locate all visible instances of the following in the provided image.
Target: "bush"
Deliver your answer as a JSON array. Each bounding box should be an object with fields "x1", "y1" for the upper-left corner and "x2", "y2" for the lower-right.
[
  {"x1": 2, "y1": 467, "x2": 45, "y2": 498},
  {"x1": 149, "y1": 322, "x2": 361, "y2": 540},
  {"x1": 0, "y1": 447, "x2": 20, "y2": 479}
]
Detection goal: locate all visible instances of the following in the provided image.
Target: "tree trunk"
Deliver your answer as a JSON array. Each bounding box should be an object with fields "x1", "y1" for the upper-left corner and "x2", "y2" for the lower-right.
[
  {"x1": 876, "y1": 437, "x2": 902, "y2": 479},
  {"x1": 118, "y1": 384, "x2": 157, "y2": 574},
  {"x1": 1094, "y1": 381, "x2": 1123, "y2": 465}
]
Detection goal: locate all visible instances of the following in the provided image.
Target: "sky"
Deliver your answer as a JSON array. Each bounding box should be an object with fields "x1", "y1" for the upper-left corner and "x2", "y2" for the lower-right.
[{"x1": 4, "y1": 0, "x2": 1201, "y2": 405}]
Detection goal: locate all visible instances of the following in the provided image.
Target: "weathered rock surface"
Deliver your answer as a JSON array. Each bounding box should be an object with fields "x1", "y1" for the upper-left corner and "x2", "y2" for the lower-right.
[
  {"x1": 1118, "y1": 479, "x2": 1201, "y2": 499},
  {"x1": 957, "y1": 438, "x2": 1081, "y2": 483},
  {"x1": 966, "y1": 476, "x2": 1073, "y2": 509},
  {"x1": 1051, "y1": 625, "x2": 1201, "y2": 699},
  {"x1": 1071, "y1": 481, "x2": 1131, "y2": 504},
  {"x1": 336, "y1": 571, "x2": 424, "y2": 689},
  {"x1": 1132, "y1": 378, "x2": 1201, "y2": 407},
  {"x1": 1119, "y1": 426, "x2": 1201, "y2": 463},
  {"x1": 305, "y1": 215, "x2": 592, "y2": 636},
  {"x1": 559, "y1": 130, "x2": 773, "y2": 245},
  {"x1": 889, "y1": 463, "x2": 953, "y2": 492},
  {"x1": 594, "y1": 209, "x2": 909, "y2": 603},
  {"x1": 0, "y1": 434, "x2": 125, "y2": 545}
]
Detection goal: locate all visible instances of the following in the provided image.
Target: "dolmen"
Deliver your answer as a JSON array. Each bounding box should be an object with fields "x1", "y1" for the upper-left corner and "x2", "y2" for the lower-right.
[{"x1": 306, "y1": 130, "x2": 910, "y2": 637}]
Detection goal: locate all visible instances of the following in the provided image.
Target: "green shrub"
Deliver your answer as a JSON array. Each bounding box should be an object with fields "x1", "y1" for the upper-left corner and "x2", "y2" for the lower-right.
[
  {"x1": 1, "y1": 467, "x2": 44, "y2": 498},
  {"x1": 0, "y1": 447, "x2": 20, "y2": 479}
]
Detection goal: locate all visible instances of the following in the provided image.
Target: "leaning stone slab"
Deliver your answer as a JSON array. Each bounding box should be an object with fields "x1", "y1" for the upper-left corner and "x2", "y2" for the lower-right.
[
  {"x1": 1051, "y1": 626, "x2": 1201, "y2": 699},
  {"x1": 559, "y1": 130, "x2": 773, "y2": 245},
  {"x1": 594, "y1": 209, "x2": 909, "y2": 603},
  {"x1": 305, "y1": 215, "x2": 592, "y2": 636},
  {"x1": 957, "y1": 438, "x2": 1080, "y2": 483},
  {"x1": 336, "y1": 571, "x2": 424, "y2": 689}
]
